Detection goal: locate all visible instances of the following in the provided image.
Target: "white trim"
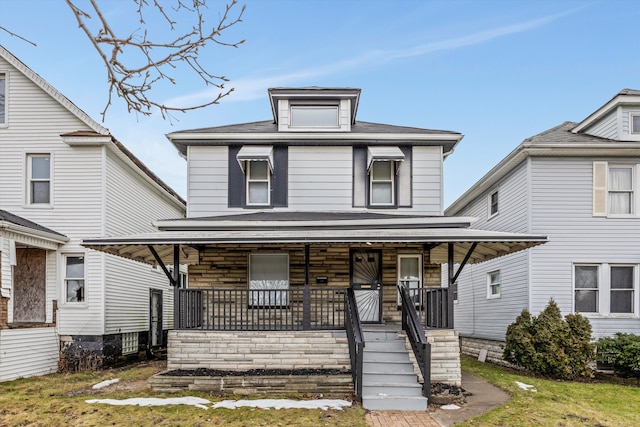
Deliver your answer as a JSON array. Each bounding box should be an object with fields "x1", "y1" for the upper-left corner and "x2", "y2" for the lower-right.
[
  {"x1": 397, "y1": 253, "x2": 422, "y2": 306},
  {"x1": 0, "y1": 70, "x2": 8, "y2": 128},
  {"x1": 486, "y1": 270, "x2": 501, "y2": 299},
  {"x1": 25, "y1": 153, "x2": 53, "y2": 208},
  {"x1": 166, "y1": 131, "x2": 463, "y2": 141},
  {"x1": 574, "y1": 263, "x2": 639, "y2": 317},
  {"x1": 61, "y1": 253, "x2": 87, "y2": 306},
  {"x1": 245, "y1": 161, "x2": 271, "y2": 206},
  {"x1": 630, "y1": 112, "x2": 640, "y2": 134},
  {"x1": 369, "y1": 160, "x2": 395, "y2": 206},
  {"x1": 607, "y1": 163, "x2": 635, "y2": 217},
  {"x1": 487, "y1": 189, "x2": 499, "y2": 219},
  {"x1": 289, "y1": 104, "x2": 340, "y2": 129}
]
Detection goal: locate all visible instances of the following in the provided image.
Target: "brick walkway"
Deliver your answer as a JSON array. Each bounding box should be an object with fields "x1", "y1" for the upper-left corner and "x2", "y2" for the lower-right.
[{"x1": 365, "y1": 411, "x2": 440, "y2": 427}]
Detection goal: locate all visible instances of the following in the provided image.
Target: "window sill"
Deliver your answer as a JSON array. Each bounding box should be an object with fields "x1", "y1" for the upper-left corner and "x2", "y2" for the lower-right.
[
  {"x1": 487, "y1": 295, "x2": 501, "y2": 300},
  {"x1": 581, "y1": 313, "x2": 638, "y2": 319},
  {"x1": 59, "y1": 302, "x2": 89, "y2": 309}
]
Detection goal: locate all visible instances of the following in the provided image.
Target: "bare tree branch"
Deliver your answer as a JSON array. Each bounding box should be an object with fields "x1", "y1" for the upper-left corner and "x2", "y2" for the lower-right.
[
  {"x1": 0, "y1": 26, "x2": 37, "y2": 46},
  {"x1": 65, "y1": 0, "x2": 245, "y2": 121}
]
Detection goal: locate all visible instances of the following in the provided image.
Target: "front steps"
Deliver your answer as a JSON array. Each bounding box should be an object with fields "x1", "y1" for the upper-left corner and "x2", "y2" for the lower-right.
[{"x1": 361, "y1": 326, "x2": 428, "y2": 411}]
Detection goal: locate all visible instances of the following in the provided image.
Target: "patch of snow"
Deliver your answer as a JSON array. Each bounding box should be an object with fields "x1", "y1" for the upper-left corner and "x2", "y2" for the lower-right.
[
  {"x1": 515, "y1": 381, "x2": 537, "y2": 392},
  {"x1": 441, "y1": 404, "x2": 461, "y2": 410},
  {"x1": 211, "y1": 399, "x2": 352, "y2": 411},
  {"x1": 92, "y1": 378, "x2": 120, "y2": 390},
  {"x1": 86, "y1": 397, "x2": 352, "y2": 411},
  {"x1": 86, "y1": 396, "x2": 211, "y2": 410}
]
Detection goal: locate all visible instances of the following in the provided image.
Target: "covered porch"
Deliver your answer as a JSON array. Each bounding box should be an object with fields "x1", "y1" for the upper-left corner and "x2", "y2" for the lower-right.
[{"x1": 83, "y1": 213, "x2": 546, "y2": 403}]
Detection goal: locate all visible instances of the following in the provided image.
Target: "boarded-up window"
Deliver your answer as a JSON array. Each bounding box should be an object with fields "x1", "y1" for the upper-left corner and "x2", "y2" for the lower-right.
[{"x1": 13, "y1": 248, "x2": 46, "y2": 323}]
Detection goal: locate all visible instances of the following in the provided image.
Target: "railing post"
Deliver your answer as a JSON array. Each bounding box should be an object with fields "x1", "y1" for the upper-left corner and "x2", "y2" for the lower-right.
[
  {"x1": 303, "y1": 244, "x2": 311, "y2": 330},
  {"x1": 447, "y1": 243, "x2": 455, "y2": 329},
  {"x1": 173, "y1": 244, "x2": 180, "y2": 329}
]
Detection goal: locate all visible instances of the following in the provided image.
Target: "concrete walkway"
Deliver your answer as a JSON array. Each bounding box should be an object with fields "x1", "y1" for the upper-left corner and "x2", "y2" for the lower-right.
[{"x1": 366, "y1": 371, "x2": 511, "y2": 427}]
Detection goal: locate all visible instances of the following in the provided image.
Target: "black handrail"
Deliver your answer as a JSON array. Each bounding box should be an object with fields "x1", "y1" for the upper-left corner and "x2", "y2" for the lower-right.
[
  {"x1": 399, "y1": 285, "x2": 431, "y2": 398},
  {"x1": 345, "y1": 288, "x2": 365, "y2": 402}
]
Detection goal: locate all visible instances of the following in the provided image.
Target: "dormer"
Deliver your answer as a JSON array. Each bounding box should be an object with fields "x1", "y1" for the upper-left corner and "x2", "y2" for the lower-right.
[
  {"x1": 572, "y1": 89, "x2": 640, "y2": 141},
  {"x1": 268, "y1": 87, "x2": 361, "y2": 132}
]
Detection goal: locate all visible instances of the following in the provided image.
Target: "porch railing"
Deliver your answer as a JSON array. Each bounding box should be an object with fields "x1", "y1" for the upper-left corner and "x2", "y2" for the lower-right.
[
  {"x1": 177, "y1": 287, "x2": 346, "y2": 331},
  {"x1": 345, "y1": 288, "x2": 365, "y2": 402},
  {"x1": 406, "y1": 287, "x2": 452, "y2": 329},
  {"x1": 399, "y1": 285, "x2": 431, "y2": 398}
]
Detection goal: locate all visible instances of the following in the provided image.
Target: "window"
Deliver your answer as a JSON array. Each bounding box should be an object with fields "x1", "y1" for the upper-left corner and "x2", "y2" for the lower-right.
[
  {"x1": 487, "y1": 271, "x2": 501, "y2": 299},
  {"x1": 608, "y1": 166, "x2": 633, "y2": 214},
  {"x1": 0, "y1": 72, "x2": 5, "y2": 125},
  {"x1": 489, "y1": 190, "x2": 499, "y2": 217},
  {"x1": 248, "y1": 253, "x2": 289, "y2": 306},
  {"x1": 290, "y1": 105, "x2": 339, "y2": 128},
  {"x1": 397, "y1": 254, "x2": 422, "y2": 306},
  {"x1": 610, "y1": 266, "x2": 634, "y2": 313},
  {"x1": 27, "y1": 154, "x2": 51, "y2": 205},
  {"x1": 229, "y1": 146, "x2": 287, "y2": 209},
  {"x1": 575, "y1": 265, "x2": 598, "y2": 313},
  {"x1": 246, "y1": 161, "x2": 270, "y2": 205},
  {"x1": 574, "y1": 264, "x2": 636, "y2": 315},
  {"x1": 370, "y1": 161, "x2": 395, "y2": 205},
  {"x1": 65, "y1": 255, "x2": 85, "y2": 302},
  {"x1": 452, "y1": 282, "x2": 458, "y2": 302},
  {"x1": 631, "y1": 113, "x2": 640, "y2": 134},
  {"x1": 122, "y1": 332, "x2": 138, "y2": 355}
]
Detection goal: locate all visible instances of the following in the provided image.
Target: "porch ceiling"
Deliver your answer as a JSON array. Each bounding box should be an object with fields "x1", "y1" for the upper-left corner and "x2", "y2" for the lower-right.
[{"x1": 82, "y1": 227, "x2": 547, "y2": 266}]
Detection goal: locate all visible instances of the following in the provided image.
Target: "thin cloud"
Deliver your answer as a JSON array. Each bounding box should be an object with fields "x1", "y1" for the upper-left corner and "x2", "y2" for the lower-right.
[{"x1": 166, "y1": 7, "x2": 583, "y2": 107}]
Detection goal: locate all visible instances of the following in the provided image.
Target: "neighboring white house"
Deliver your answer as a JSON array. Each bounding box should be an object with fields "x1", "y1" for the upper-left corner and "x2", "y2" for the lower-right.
[
  {"x1": 84, "y1": 86, "x2": 546, "y2": 409},
  {"x1": 445, "y1": 89, "x2": 640, "y2": 362},
  {"x1": 0, "y1": 45, "x2": 186, "y2": 380}
]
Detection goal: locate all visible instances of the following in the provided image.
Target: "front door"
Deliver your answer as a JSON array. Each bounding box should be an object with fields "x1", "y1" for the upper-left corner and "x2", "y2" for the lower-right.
[
  {"x1": 350, "y1": 249, "x2": 382, "y2": 323},
  {"x1": 149, "y1": 289, "x2": 163, "y2": 347}
]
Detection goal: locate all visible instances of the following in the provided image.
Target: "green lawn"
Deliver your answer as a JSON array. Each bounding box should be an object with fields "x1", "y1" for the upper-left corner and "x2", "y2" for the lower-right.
[
  {"x1": 0, "y1": 361, "x2": 366, "y2": 427},
  {"x1": 459, "y1": 356, "x2": 640, "y2": 427}
]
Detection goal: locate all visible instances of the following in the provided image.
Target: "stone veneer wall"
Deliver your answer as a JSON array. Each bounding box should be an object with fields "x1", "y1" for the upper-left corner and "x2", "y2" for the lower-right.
[
  {"x1": 188, "y1": 243, "x2": 442, "y2": 325},
  {"x1": 460, "y1": 336, "x2": 513, "y2": 366},
  {"x1": 167, "y1": 330, "x2": 351, "y2": 371},
  {"x1": 403, "y1": 329, "x2": 461, "y2": 386}
]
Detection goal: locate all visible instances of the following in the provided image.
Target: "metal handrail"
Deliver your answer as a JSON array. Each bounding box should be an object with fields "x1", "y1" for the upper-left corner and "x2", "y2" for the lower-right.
[
  {"x1": 345, "y1": 288, "x2": 365, "y2": 402},
  {"x1": 399, "y1": 285, "x2": 431, "y2": 398}
]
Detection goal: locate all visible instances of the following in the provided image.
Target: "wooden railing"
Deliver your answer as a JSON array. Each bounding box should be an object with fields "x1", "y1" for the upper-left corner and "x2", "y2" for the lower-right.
[
  {"x1": 345, "y1": 288, "x2": 365, "y2": 402},
  {"x1": 177, "y1": 287, "x2": 346, "y2": 331},
  {"x1": 399, "y1": 285, "x2": 431, "y2": 398}
]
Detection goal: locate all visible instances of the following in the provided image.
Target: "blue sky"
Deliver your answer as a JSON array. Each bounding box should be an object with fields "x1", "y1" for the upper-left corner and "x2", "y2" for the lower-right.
[{"x1": 1, "y1": 0, "x2": 639, "y2": 206}]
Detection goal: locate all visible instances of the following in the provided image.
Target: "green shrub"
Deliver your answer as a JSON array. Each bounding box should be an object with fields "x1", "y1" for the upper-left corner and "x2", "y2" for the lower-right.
[
  {"x1": 503, "y1": 299, "x2": 595, "y2": 379},
  {"x1": 596, "y1": 333, "x2": 640, "y2": 378}
]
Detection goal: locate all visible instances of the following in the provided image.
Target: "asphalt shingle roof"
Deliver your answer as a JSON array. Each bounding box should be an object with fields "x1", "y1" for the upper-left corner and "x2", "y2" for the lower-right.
[{"x1": 0, "y1": 210, "x2": 66, "y2": 238}]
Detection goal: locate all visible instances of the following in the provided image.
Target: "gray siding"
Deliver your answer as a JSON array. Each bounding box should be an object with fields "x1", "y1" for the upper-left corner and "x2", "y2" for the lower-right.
[
  {"x1": 530, "y1": 157, "x2": 640, "y2": 338},
  {"x1": 187, "y1": 145, "x2": 230, "y2": 217},
  {"x1": 451, "y1": 160, "x2": 531, "y2": 341},
  {"x1": 583, "y1": 109, "x2": 618, "y2": 140}
]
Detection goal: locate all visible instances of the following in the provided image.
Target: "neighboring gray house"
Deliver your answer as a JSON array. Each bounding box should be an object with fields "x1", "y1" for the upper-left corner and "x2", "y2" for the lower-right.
[
  {"x1": 445, "y1": 89, "x2": 640, "y2": 362},
  {"x1": 0, "y1": 45, "x2": 186, "y2": 380},
  {"x1": 85, "y1": 86, "x2": 546, "y2": 410}
]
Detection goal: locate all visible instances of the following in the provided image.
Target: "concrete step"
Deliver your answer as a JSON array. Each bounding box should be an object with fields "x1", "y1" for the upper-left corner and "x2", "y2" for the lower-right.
[
  {"x1": 364, "y1": 350, "x2": 411, "y2": 363},
  {"x1": 362, "y1": 382, "x2": 424, "y2": 396},
  {"x1": 364, "y1": 340, "x2": 407, "y2": 352},
  {"x1": 363, "y1": 360, "x2": 415, "y2": 372},
  {"x1": 362, "y1": 395, "x2": 428, "y2": 411},
  {"x1": 363, "y1": 331, "x2": 401, "y2": 341},
  {"x1": 362, "y1": 371, "x2": 420, "y2": 384}
]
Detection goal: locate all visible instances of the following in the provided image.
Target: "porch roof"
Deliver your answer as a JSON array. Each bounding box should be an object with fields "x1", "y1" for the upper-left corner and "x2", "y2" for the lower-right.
[
  {"x1": 82, "y1": 226, "x2": 547, "y2": 266},
  {"x1": 0, "y1": 210, "x2": 68, "y2": 244}
]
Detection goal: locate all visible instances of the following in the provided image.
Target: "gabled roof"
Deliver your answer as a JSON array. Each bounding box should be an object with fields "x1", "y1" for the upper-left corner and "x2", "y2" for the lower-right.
[
  {"x1": 0, "y1": 45, "x2": 185, "y2": 207},
  {"x1": 0, "y1": 210, "x2": 68, "y2": 243},
  {"x1": 446, "y1": 120, "x2": 640, "y2": 215},
  {"x1": 167, "y1": 120, "x2": 463, "y2": 157},
  {"x1": 572, "y1": 88, "x2": 640, "y2": 134}
]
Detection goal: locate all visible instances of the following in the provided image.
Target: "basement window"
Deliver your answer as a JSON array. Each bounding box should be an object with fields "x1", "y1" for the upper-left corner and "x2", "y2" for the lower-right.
[{"x1": 122, "y1": 332, "x2": 138, "y2": 355}]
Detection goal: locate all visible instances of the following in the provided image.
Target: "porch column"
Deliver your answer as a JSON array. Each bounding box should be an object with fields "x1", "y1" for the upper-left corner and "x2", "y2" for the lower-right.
[
  {"x1": 303, "y1": 243, "x2": 311, "y2": 330},
  {"x1": 173, "y1": 244, "x2": 180, "y2": 329},
  {"x1": 447, "y1": 243, "x2": 454, "y2": 328}
]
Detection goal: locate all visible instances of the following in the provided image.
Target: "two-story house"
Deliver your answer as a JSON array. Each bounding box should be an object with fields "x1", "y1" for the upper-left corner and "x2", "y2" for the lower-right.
[
  {"x1": 84, "y1": 86, "x2": 546, "y2": 409},
  {"x1": 0, "y1": 45, "x2": 186, "y2": 380},
  {"x1": 445, "y1": 89, "x2": 640, "y2": 364}
]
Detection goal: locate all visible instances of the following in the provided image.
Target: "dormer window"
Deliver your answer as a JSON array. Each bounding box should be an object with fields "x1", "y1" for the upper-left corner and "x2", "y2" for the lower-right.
[
  {"x1": 631, "y1": 113, "x2": 640, "y2": 134},
  {"x1": 290, "y1": 104, "x2": 339, "y2": 128}
]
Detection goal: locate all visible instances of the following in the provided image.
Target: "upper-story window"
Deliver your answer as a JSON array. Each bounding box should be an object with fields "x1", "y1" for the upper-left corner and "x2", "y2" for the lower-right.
[
  {"x1": 488, "y1": 189, "x2": 499, "y2": 218},
  {"x1": 246, "y1": 161, "x2": 271, "y2": 205},
  {"x1": 608, "y1": 166, "x2": 633, "y2": 215},
  {"x1": 290, "y1": 105, "x2": 339, "y2": 128},
  {"x1": 593, "y1": 161, "x2": 635, "y2": 216},
  {"x1": 362, "y1": 146, "x2": 406, "y2": 208},
  {"x1": 27, "y1": 154, "x2": 51, "y2": 205},
  {"x1": 0, "y1": 72, "x2": 6, "y2": 125},
  {"x1": 229, "y1": 145, "x2": 287, "y2": 209},
  {"x1": 631, "y1": 113, "x2": 640, "y2": 134}
]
